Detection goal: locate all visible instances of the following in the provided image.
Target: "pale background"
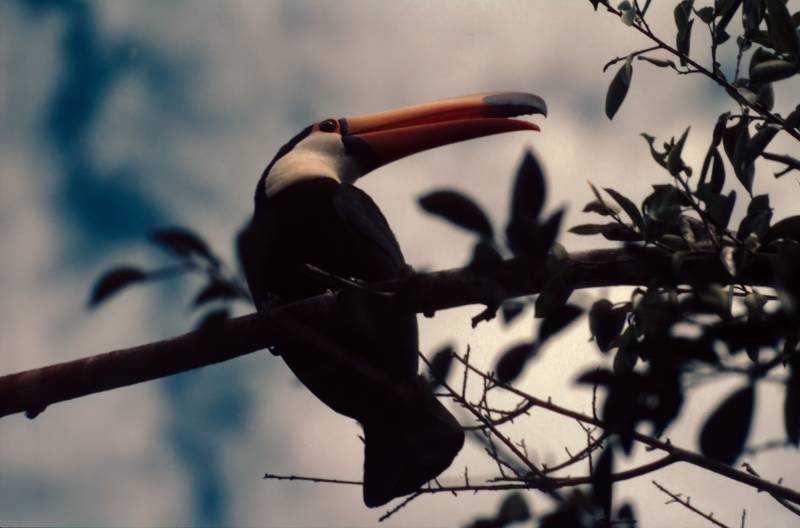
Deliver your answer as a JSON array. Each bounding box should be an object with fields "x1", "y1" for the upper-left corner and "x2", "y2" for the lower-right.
[{"x1": 2, "y1": 1, "x2": 799, "y2": 526}]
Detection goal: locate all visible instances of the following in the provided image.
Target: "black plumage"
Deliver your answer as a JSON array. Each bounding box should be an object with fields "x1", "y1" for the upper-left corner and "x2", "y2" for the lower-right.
[{"x1": 238, "y1": 176, "x2": 463, "y2": 507}]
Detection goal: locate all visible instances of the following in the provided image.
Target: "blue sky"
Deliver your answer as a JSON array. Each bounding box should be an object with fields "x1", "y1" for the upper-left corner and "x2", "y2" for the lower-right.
[{"x1": 2, "y1": 1, "x2": 799, "y2": 526}]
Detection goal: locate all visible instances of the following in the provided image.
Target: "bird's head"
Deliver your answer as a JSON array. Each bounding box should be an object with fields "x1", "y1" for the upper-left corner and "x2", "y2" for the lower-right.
[{"x1": 259, "y1": 92, "x2": 547, "y2": 198}]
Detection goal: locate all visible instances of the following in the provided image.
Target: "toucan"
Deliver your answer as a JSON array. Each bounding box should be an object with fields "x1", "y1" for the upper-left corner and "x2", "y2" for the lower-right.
[{"x1": 237, "y1": 92, "x2": 547, "y2": 507}]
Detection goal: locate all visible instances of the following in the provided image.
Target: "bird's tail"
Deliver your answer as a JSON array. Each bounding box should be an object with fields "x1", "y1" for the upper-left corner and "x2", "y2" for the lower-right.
[{"x1": 361, "y1": 383, "x2": 465, "y2": 508}]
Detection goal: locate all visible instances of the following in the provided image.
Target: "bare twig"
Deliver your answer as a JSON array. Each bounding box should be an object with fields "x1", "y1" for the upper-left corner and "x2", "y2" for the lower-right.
[
  {"x1": 448, "y1": 352, "x2": 800, "y2": 507},
  {"x1": 653, "y1": 480, "x2": 733, "y2": 528},
  {"x1": 419, "y1": 354, "x2": 556, "y2": 498},
  {"x1": 544, "y1": 434, "x2": 606, "y2": 475},
  {"x1": 263, "y1": 472, "x2": 361, "y2": 486},
  {"x1": 603, "y1": 45, "x2": 661, "y2": 72},
  {"x1": 379, "y1": 492, "x2": 422, "y2": 522},
  {"x1": 741, "y1": 463, "x2": 800, "y2": 518}
]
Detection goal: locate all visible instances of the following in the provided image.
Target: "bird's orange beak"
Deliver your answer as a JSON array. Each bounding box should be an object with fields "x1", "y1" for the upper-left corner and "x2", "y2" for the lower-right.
[{"x1": 339, "y1": 92, "x2": 547, "y2": 173}]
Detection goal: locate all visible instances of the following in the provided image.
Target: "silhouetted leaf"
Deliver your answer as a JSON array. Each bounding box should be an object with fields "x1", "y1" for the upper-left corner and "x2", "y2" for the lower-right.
[
  {"x1": 616, "y1": 503, "x2": 636, "y2": 526},
  {"x1": 753, "y1": 80, "x2": 775, "y2": 111},
  {"x1": 765, "y1": 0, "x2": 800, "y2": 58},
  {"x1": 764, "y1": 215, "x2": 800, "y2": 243},
  {"x1": 604, "y1": 188, "x2": 644, "y2": 229},
  {"x1": 534, "y1": 209, "x2": 565, "y2": 258},
  {"x1": 696, "y1": 6, "x2": 714, "y2": 23},
  {"x1": 600, "y1": 223, "x2": 644, "y2": 242},
  {"x1": 751, "y1": 59, "x2": 799, "y2": 82},
  {"x1": 715, "y1": 0, "x2": 743, "y2": 43},
  {"x1": 699, "y1": 385, "x2": 755, "y2": 464},
  {"x1": 640, "y1": 56, "x2": 678, "y2": 69},
  {"x1": 570, "y1": 222, "x2": 641, "y2": 241},
  {"x1": 613, "y1": 344, "x2": 638, "y2": 376},
  {"x1": 583, "y1": 199, "x2": 620, "y2": 216},
  {"x1": 641, "y1": 133, "x2": 668, "y2": 168},
  {"x1": 744, "y1": 291, "x2": 767, "y2": 320},
  {"x1": 642, "y1": 185, "x2": 687, "y2": 237},
  {"x1": 749, "y1": 46, "x2": 779, "y2": 74},
  {"x1": 88, "y1": 267, "x2": 148, "y2": 308},
  {"x1": 576, "y1": 368, "x2": 616, "y2": 387},
  {"x1": 539, "y1": 304, "x2": 582, "y2": 344},
  {"x1": 746, "y1": 124, "x2": 780, "y2": 165},
  {"x1": 766, "y1": 153, "x2": 800, "y2": 177},
  {"x1": 497, "y1": 492, "x2": 531, "y2": 524},
  {"x1": 501, "y1": 300, "x2": 526, "y2": 325},
  {"x1": 568, "y1": 224, "x2": 607, "y2": 235},
  {"x1": 468, "y1": 240, "x2": 504, "y2": 277},
  {"x1": 150, "y1": 227, "x2": 216, "y2": 264},
  {"x1": 704, "y1": 190, "x2": 737, "y2": 228},
  {"x1": 505, "y1": 151, "x2": 549, "y2": 257},
  {"x1": 511, "y1": 150, "x2": 546, "y2": 224},
  {"x1": 589, "y1": 299, "x2": 629, "y2": 352},
  {"x1": 620, "y1": 4, "x2": 636, "y2": 26},
  {"x1": 710, "y1": 147, "x2": 726, "y2": 194},
  {"x1": 428, "y1": 345, "x2": 454, "y2": 389},
  {"x1": 667, "y1": 127, "x2": 690, "y2": 176},
  {"x1": 737, "y1": 194, "x2": 772, "y2": 241},
  {"x1": 674, "y1": 1, "x2": 694, "y2": 64},
  {"x1": 192, "y1": 279, "x2": 241, "y2": 308},
  {"x1": 495, "y1": 342, "x2": 536, "y2": 384},
  {"x1": 722, "y1": 117, "x2": 755, "y2": 194},
  {"x1": 419, "y1": 190, "x2": 494, "y2": 239},
  {"x1": 742, "y1": 0, "x2": 765, "y2": 36},
  {"x1": 787, "y1": 106, "x2": 800, "y2": 130},
  {"x1": 606, "y1": 56, "x2": 633, "y2": 120},
  {"x1": 592, "y1": 446, "x2": 614, "y2": 521}
]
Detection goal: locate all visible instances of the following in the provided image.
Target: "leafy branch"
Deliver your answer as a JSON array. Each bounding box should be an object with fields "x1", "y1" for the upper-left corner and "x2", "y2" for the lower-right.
[{"x1": 595, "y1": 0, "x2": 800, "y2": 142}]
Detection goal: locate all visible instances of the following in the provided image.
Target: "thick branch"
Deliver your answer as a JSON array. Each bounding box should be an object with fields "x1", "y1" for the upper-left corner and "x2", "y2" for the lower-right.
[{"x1": 0, "y1": 247, "x2": 778, "y2": 420}]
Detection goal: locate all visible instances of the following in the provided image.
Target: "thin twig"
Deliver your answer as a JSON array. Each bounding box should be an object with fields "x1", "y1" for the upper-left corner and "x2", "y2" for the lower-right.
[
  {"x1": 379, "y1": 492, "x2": 421, "y2": 522},
  {"x1": 603, "y1": 45, "x2": 661, "y2": 72},
  {"x1": 652, "y1": 480, "x2": 733, "y2": 528},
  {"x1": 419, "y1": 355, "x2": 562, "y2": 502},
  {"x1": 448, "y1": 352, "x2": 800, "y2": 506},
  {"x1": 741, "y1": 463, "x2": 800, "y2": 518},
  {"x1": 263, "y1": 472, "x2": 361, "y2": 486}
]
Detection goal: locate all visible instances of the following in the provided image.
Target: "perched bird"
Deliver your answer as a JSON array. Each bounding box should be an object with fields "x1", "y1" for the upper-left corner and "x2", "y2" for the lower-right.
[{"x1": 238, "y1": 92, "x2": 547, "y2": 507}]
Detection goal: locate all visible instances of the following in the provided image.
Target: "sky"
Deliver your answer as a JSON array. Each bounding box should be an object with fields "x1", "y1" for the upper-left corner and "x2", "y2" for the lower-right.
[{"x1": 2, "y1": 1, "x2": 799, "y2": 526}]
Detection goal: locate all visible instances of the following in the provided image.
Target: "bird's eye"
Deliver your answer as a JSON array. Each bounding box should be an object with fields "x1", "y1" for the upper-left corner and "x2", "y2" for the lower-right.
[{"x1": 319, "y1": 119, "x2": 338, "y2": 133}]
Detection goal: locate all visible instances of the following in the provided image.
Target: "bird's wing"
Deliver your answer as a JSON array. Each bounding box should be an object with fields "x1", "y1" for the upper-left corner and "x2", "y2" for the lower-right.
[{"x1": 332, "y1": 184, "x2": 407, "y2": 277}]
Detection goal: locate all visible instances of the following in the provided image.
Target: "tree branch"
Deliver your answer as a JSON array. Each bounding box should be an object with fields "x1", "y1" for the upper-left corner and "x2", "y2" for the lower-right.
[
  {"x1": 652, "y1": 480, "x2": 733, "y2": 528},
  {"x1": 0, "y1": 247, "x2": 779, "y2": 420},
  {"x1": 597, "y1": 0, "x2": 800, "y2": 143},
  {"x1": 450, "y1": 353, "x2": 800, "y2": 507}
]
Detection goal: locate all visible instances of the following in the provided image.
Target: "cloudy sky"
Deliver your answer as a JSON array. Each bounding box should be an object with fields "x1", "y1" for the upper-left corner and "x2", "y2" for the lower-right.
[{"x1": 2, "y1": 1, "x2": 799, "y2": 526}]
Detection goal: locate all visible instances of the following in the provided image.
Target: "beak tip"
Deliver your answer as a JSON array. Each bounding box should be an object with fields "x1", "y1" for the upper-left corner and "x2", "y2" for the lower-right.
[{"x1": 483, "y1": 92, "x2": 548, "y2": 118}]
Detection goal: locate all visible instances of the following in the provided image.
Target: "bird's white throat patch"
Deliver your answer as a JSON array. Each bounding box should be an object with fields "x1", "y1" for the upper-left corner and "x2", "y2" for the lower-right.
[{"x1": 263, "y1": 132, "x2": 363, "y2": 197}]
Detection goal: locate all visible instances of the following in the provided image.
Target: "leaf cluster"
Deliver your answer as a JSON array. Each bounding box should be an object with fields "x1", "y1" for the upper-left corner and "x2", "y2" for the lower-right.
[
  {"x1": 419, "y1": 150, "x2": 584, "y2": 385},
  {"x1": 88, "y1": 227, "x2": 251, "y2": 332}
]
